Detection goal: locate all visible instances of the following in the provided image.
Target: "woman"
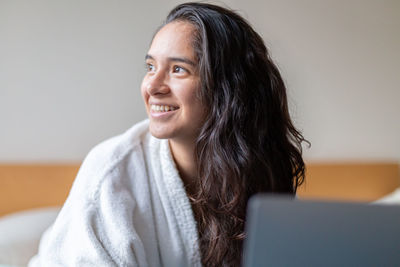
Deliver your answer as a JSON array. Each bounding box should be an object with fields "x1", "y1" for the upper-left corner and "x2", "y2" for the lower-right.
[{"x1": 30, "y1": 2, "x2": 307, "y2": 267}]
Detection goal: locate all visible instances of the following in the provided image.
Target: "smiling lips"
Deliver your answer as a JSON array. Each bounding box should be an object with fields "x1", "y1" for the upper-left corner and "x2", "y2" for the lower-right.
[{"x1": 150, "y1": 104, "x2": 179, "y2": 112}]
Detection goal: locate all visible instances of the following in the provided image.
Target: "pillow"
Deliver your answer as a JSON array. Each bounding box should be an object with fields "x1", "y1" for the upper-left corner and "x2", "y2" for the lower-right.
[
  {"x1": 374, "y1": 188, "x2": 400, "y2": 205},
  {"x1": 0, "y1": 207, "x2": 60, "y2": 267}
]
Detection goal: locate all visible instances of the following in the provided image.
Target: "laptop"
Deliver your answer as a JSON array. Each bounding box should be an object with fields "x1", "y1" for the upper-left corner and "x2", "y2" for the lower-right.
[{"x1": 243, "y1": 194, "x2": 400, "y2": 267}]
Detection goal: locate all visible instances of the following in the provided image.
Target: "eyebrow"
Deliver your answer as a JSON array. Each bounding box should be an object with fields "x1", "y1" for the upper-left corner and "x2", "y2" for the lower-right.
[{"x1": 145, "y1": 54, "x2": 196, "y2": 67}]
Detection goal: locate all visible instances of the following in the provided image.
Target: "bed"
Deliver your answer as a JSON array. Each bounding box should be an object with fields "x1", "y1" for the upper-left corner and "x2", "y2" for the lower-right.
[{"x1": 0, "y1": 162, "x2": 399, "y2": 266}]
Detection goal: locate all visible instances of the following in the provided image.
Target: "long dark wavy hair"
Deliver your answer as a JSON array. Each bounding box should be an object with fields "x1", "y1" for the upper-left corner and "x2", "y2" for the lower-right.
[{"x1": 164, "y1": 2, "x2": 308, "y2": 266}]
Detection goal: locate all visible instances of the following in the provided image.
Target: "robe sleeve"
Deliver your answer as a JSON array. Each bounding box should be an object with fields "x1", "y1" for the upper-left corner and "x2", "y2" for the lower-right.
[{"x1": 28, "y1": 141, "x2": 148, "y2": 267}]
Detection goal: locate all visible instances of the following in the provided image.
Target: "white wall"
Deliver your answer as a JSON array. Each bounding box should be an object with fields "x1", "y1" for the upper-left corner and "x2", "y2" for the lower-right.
[{"x1": 1, "y1": 0, "x2": 399, "y2": 162}]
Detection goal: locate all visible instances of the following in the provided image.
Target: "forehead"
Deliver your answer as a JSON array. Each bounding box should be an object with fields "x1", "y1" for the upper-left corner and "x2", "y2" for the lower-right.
[{"x1": 149, "y1": 21, "x2": 196, "y2": 59}]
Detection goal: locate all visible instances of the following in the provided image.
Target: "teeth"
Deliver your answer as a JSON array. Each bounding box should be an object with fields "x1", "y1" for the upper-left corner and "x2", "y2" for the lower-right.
[{"x1": 150, "y1": 104, "x2": 178, "y2": 112}]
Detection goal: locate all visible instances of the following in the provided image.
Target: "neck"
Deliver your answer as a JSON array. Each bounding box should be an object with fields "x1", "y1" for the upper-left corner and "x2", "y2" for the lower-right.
[{"x1": 168, "y1": 138, "x2": 197, "y2": 194}]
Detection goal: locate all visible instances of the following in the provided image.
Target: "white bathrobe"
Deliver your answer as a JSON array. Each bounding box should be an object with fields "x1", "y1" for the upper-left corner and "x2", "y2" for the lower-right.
[{"x1": 29, "y1": 119, "x2": 202, "y2": 267}]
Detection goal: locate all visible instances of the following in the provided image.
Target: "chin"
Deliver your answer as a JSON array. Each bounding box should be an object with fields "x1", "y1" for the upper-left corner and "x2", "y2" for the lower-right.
[{"x1": 149, "y1": 124, "x2": 173, "y2": 140}]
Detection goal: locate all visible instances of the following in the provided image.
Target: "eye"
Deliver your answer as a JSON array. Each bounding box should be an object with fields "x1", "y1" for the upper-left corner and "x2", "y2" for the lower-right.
[
  {"x1": 173, "y1": 65, "x2": 187, "y2": 73},
  {"x1": 145, "y1": 63, "x2": 155, "y2": 72}
]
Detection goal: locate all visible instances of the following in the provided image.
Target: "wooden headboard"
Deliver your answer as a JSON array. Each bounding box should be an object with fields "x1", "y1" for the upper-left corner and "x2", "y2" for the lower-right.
[
  {"x1": 297, "y1": 162, "x2": 399, "y2": 201},
  {"x1": 0, "y1": 162, "x2": 399, "y2": 217},
  {"x1": 0, "y1": 164, "x2": 79, "y2": 217}
]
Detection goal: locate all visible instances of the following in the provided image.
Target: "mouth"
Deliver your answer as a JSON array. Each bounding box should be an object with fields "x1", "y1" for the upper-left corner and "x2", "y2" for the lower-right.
[{"x1": 150, "y1": 104, "x2": 180, "y2": 113}]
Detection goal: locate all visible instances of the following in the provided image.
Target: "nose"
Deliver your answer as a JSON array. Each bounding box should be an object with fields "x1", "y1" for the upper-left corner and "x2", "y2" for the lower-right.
[{"x1": 145, "y1": 71, "x2": 170, "y2": 96}]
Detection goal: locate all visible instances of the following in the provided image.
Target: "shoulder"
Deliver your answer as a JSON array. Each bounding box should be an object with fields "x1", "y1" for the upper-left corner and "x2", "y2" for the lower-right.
[
  {"x1": 31, "y1": 119, "x2": 156, "y2": 266},
  {"x1": 70, "y1": 119, "x2": 152, "y2": 203},
  {"x1": 87, "y1": 119, "x2": 150, "y2": 165}
]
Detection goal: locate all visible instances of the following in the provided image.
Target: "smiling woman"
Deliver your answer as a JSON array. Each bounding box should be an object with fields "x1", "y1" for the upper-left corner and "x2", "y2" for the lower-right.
[{"x1": 29, "y1": 2, "x2": 307, "y2": 267}]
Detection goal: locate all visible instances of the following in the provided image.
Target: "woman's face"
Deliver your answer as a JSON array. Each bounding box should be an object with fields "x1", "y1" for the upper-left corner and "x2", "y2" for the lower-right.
[{"x1": 141, "y1": 21, "x2": 205, "y2": 143}]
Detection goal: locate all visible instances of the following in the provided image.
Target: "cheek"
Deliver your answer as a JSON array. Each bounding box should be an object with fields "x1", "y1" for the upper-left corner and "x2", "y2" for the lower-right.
[{"x1": 183, "y1": 89, "x2": 203, "y2": 117}]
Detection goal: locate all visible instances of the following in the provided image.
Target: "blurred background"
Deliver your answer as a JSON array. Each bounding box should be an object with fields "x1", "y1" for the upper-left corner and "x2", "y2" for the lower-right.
[{"x1": 1, "y1": 0, "x2": 399, "y2": 163}]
